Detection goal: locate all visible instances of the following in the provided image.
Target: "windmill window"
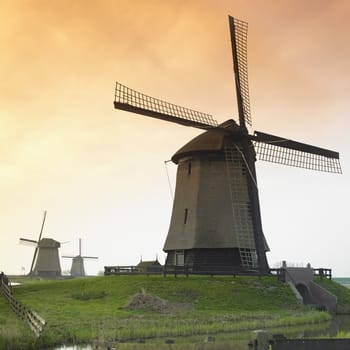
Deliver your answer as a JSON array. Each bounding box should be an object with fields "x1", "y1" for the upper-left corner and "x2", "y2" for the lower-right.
[
  {"x1": 175, "y1": 250, "x2": 185, "y2": 266},
  {"x1": 188, "y1": 162, "x2": 192, "y2": 176},
  {"x1": 184, "y1": 208, "x2": 188, "y2": 224}
]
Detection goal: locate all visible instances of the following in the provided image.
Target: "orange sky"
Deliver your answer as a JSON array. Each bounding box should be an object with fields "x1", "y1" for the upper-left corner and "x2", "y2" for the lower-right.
[{"x1": 1, "y1": 0, "x2": 349, "y2": 276}]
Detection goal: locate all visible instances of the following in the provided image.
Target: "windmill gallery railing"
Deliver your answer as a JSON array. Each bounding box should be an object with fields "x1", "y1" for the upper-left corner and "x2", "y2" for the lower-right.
[
  {"x1": 105, "y1": 265, "x2": 332, "y2": 279},
  {"x1": 105, "y1": 265, "x2": 262, "y2": 276},
  {"x1": 0, "y1": 272, "x2": 46, "y2": 337}
]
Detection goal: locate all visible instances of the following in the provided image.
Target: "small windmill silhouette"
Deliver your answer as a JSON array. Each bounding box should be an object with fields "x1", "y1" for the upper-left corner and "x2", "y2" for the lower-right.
[
  {"x1": 20, "y1": 211, "x2": 62, "y2": 278},
  {"x1": 62, "y1": 238, "x2": 98, "y2": 277}
]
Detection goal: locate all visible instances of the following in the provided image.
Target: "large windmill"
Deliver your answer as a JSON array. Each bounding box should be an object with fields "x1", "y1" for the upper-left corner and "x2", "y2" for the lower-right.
[
  {"x1": 20, "y1": 211, "x2": 62, "y2": 278},
  {"x1": 62, "y1": 238, "x2": 98, "y2": 277},
  {"x1": 113, "y1": 16, "x2": 341, "y2": 275}
]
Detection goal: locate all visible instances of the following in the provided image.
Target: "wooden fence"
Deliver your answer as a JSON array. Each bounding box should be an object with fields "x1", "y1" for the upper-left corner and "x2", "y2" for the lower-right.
[{"x1": 0, "y1": 272, "x2": 46, "y2": 337}]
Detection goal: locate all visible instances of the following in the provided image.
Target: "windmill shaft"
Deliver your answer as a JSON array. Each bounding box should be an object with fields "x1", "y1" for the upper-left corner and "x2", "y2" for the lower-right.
[
  {"x1": 114, "y1": 101, "x2": 215, "y2": 130},
  {"x1": 114, "y1": 82, "x2": 218, "y2": 130},
  {"x1": 38, "y1": 211, "x2": 47, "y2": 241},
  {"x1": 20, "y1": 238, "x2": 38, "y2": 244},
  {"x1": 253, "y1": 131, "x2": 339, "y2": 159},
  {"x1": 29, "y1": 210, "x2": 47, "y2": 275},
  {"x1": 252, "y1": 132, "x2": 342, "y2": 173},
  {"x1": 30, "y1": 247, "x2": 39, "y2": 275}
]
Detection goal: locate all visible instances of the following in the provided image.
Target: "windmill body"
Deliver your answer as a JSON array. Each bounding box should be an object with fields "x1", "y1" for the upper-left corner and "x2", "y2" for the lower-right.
[
  {"x1": 70, "y1": 256, "x2": 86, "y2": 277},
  {"x1": 164, "y1": 120, "x2": 268, "y2": 272},
  {"x1": 32, "y1": 238, "x2": 62, "y2": 278},
  {"x1": 113, "y1": 16, "x2": 341, "y2": 274}
]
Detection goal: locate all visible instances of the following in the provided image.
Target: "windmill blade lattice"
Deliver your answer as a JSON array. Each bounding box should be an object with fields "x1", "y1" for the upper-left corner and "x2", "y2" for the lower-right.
[
  {"x1": 114, "y1": 82, "x2": 218, "y2": 130},
  {"x1": 229, "y1": 16, "x2": 252, "y2": 128},
  {"x1": 253, "y1": 132, "x2": 342, "y2": 173}
]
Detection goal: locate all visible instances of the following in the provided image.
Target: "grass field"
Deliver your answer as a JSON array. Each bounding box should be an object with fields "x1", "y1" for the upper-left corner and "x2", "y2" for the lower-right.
[{"x1": 0, "y1": 275, "x2": 334, "y2": 349}]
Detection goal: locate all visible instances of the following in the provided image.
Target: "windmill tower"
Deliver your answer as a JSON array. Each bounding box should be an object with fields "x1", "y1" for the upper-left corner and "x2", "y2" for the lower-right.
[
  {"x1": 113, "y1": 16, "x2": 341, "y2": 275},
  {"x1": 62, "y1": 239, "x2": 98, "y2": 277},
  {"x1": 20, "y1": 211, "x2": 62, "y2": 278}
]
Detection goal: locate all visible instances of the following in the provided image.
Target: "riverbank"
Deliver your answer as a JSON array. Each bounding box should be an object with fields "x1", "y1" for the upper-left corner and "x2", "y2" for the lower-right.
[{"x1": 0, "y1": 275, "x2": 337, "y2": 349}]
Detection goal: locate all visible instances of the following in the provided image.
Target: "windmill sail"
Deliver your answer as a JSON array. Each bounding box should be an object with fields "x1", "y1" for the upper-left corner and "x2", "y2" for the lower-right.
[
  {"x1": 228, "y1": 16, "x2": 270, "y2": 273},
  {"x1": 253, "y1": 131, "x2": 342, "y2": 173},
  {"x1": 62, "y1": 255, "x2": 98, "y2": 259},
  {"x1": 229, "y1": 16, "x2": 251, "y2": 128},
  {"x1": 114, "y1": 82, "x2": 218, "y2": 130},
  {"x1": 29, "y1": 211, "x2": 47, "y2": 275},
  {"x1": 19, "y1": 238, "x2": 38, "y2": 245}
]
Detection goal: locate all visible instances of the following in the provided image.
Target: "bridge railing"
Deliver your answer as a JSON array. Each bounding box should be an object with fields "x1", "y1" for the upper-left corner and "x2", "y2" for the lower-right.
[{"x1": 269, "y1": 268, "x2": 332, "y2": 282}]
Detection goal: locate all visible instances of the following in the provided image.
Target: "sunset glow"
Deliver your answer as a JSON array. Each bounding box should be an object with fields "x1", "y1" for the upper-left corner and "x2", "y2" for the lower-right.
[{"x1": 1, "y1": 0, "x2": 349, "y2": 276}]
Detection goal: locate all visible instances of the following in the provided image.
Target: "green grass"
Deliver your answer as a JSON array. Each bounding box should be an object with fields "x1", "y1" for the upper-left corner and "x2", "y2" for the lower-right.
[
  {"x1": 315, "y1": 277, "x2": 350, "y2": 314},
  {"x1": 0, "y1": 275, "x2": 331, "y2": 349}
]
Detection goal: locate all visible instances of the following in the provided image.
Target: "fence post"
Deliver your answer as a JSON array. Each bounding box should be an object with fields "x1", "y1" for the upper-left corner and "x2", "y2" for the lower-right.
[{"x1": 249, "y1": 330, "x2": 270, "y2": 350}]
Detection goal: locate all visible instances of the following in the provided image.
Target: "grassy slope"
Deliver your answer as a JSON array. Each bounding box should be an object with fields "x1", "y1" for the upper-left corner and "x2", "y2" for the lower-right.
[
  {"x1": 1, "y1": 275, "x2": 330, "y2": 349},
  {"x1": 315, "y1": 277, "x2": 350, "y2": 314}
]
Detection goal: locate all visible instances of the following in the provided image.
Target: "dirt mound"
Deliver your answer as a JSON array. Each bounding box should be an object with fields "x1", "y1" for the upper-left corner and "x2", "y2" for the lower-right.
[{"x1": 124, "y1": 292, "x2": 192, "y2": 314}]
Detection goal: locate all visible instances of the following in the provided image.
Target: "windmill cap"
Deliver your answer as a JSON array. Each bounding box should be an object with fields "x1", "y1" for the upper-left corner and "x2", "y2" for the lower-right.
[
  {"x1": 171, "y1": 119, "x2": 240, "y2": 164},
  {"x1": 38, "y1": 238, "x2": 61, "y2": 248}
]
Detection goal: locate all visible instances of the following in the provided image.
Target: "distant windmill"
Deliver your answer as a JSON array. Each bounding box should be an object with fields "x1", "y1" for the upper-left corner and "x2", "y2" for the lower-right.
[
  {"x1": 113, "y1": 16, "x2": 341, "y2": 275},
  {"x1": 62, "y1": 239, "x2": 98, "y2": 277},
  {"x1": 20, "y1": 211, "x2": 62, "y2": 278}
]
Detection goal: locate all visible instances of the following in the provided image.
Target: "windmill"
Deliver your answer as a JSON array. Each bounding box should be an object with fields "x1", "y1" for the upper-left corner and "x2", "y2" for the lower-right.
[
  {"x1": 20, "y1": 211, "x2": 62, "y2": 278},
  {"x1": 113, "y1": 16, "x2": 341, "y2": 275},
  {"x1": 62, "y1": 239, "x2": 98, "y2": 277}
]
